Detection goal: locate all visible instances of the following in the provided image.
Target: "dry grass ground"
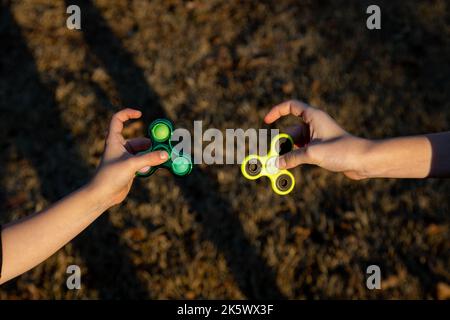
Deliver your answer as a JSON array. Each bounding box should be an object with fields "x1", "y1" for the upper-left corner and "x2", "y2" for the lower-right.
[{"x1": 0, "y1": 0, "x2": 449, "y2": 299}]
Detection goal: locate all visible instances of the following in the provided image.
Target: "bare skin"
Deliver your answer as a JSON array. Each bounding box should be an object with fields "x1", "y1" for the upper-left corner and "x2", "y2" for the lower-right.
[
  {"x1": 264, "y1": 100, "x2": 450, "y2": 179},
  {"x1": 0, "y1": 108, "x2": 168, "y2": 284}
]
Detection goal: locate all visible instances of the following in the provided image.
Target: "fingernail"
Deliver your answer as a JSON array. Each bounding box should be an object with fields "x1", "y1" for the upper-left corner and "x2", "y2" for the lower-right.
[
  {"x1": 276, "y1": 157, "x2": 286, "y2": 169},
  {"x1": 160, "y1": 151, "x2": 169, "y2": 160},
  {"x1": 139, "y1": 166, "x2": 150, "y2": 173}
]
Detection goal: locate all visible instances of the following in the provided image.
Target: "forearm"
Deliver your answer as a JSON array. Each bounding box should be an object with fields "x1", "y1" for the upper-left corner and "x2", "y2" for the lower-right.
[
  {"x1": 0, "y1": 183, "x2": 111, "y2": 284},
  {"x1": 357, "y1": 132, "x2": 450, "y2": 179}
]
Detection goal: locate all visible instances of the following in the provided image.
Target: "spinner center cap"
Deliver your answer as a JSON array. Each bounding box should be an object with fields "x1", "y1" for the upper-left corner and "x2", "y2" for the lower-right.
[{"x1": 266, "y1": 156, "x2": 279, "y2": 175}]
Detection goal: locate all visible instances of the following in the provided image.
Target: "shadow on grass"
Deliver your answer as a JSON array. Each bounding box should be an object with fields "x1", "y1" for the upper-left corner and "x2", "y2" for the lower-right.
[
  {"x1": 0, "y1": 4, "x2": 148, "y2": 298},
  {"x1": 69, "y1": 0, "x2": 285, "y2": 298}
]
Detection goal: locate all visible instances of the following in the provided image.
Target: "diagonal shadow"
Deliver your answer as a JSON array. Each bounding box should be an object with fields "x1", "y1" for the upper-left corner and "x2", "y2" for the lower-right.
[
  {"x1": 293, "y1": 1, "x2": 450, "y2": 296},
  {"x1": 70, "y1": 0, "x2": 285, "y2": 298},
  {"x1": 0, "y1": 4, "x2": 148, "y2": 298}
]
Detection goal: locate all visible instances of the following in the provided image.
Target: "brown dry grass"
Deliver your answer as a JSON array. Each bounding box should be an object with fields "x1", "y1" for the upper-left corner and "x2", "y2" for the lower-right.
[{"x1": 0, "y1": 0, "x2": 449, "y2": 299}]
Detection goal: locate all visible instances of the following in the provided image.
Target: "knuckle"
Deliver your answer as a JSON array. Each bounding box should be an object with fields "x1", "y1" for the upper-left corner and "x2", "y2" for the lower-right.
[
  {"x1": 303, "y1": 146, "x2": 312, "y2": 157},
  {"x1": 284, "y1": 152, "x2": 296, "y2": 165},
  {"x1": 125, "y1": 157, "x2": 137, "y2": 169},
  {"x1": 304, "y1": 146, "x2": 319, "y2": 164},
  {"x1": 305, "y1": 147, "x2": 316, "y2": 161},
  {"x1": 112, "y1": 112, "x2": 121, "y2": 120},
  {"x1": 303, "y1": 108, "x2": 319, "y2": 122},
  {"x1": 145, "y1": 152, "x2": 156, "y2": 162},
  {"x1": 288, "y1": 100, "x2": 297, "y2": 114},
  {"x1": 144, "y1": 151, "x2": 159, "y2": 164}
]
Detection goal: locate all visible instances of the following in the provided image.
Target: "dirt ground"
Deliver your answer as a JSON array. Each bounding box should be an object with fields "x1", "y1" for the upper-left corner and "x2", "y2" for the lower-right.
[{"x1": 0, "y1": 0, "x2": 449, "y2": 299}]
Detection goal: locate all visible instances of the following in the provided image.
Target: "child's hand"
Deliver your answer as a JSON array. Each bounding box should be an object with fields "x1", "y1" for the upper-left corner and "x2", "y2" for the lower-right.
[
  {"x1": 89, "y1": 109, "x2": 169, "y2": 207},
  {"x1": 264, "y1": 100, "x2": 371, "y2": 180}
]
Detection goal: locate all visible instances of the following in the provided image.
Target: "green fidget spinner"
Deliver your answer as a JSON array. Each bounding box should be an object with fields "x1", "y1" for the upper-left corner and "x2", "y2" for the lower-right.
[
  {"x1": 136, "y1": 119, "x2": 193, "y2": 177},
  {"x1": 241, "y1": 133, "x2": 295, "y2": 195}
]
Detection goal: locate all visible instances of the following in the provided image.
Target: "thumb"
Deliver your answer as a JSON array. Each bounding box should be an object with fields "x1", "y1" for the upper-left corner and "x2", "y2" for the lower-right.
[
  {"x1": 130, "y1": 150, "x2": 169, "y2": 172},
  {"x1": 276, "y1": 147, "x2": 314, "y2": 169}
]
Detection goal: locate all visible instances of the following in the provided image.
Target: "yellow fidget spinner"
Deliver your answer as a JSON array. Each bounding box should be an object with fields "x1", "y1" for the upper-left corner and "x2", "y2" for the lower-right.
[{"x1": 241, "y1": 133, "x2": 295, "y2": 195}]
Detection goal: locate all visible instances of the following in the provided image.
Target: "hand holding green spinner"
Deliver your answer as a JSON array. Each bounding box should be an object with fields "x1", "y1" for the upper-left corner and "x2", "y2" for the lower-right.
[{"x1": 136, "y1": 119, "x2": 193, "y2": 177}]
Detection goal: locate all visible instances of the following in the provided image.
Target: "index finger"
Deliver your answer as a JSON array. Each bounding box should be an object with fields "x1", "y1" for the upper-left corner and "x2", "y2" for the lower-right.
[
  {"x1": 264, "y1": 100, "x2": 310, "y2": 124},
  {"x1": 109, "y1": 108, "x2": 142, "y2": 135}
]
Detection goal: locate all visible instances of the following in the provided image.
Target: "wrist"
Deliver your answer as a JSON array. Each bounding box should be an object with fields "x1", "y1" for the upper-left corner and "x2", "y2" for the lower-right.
[
  {"x1": 348, "y1": 137, "x2": 376, "y2": 179},
  {"x1": 82, "y1": 180, "x2": 115, "y2": 213}
]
